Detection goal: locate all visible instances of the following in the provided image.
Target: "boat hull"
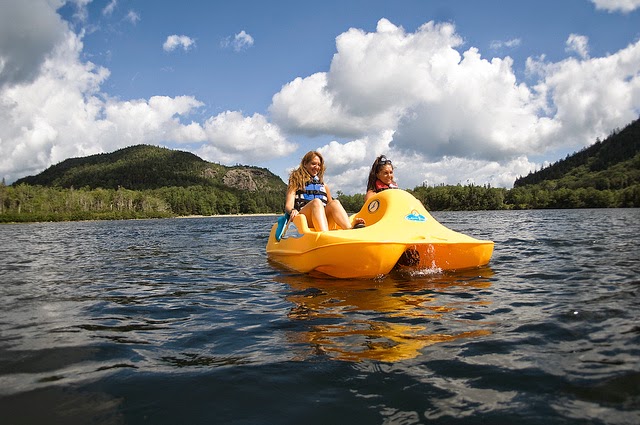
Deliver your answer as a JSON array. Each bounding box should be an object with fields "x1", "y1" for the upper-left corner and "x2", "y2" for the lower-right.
[{"x1": 266, "y1": 189, "x2": 494, "y2": 278}]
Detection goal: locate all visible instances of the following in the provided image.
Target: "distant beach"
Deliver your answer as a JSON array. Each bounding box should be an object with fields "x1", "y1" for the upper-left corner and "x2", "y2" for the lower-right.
[{"x1": 177, "y1": 213, "x2": 279, "y2": 219}]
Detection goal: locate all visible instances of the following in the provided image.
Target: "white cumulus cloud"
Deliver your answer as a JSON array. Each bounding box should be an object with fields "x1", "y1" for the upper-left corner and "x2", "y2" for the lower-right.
[
  {"x1": 526, "y1": 41, "x2": 640, "y2": 147},
  {"x1": 221, "y1": 30, "x2": 254, "y2": 52},
  {"x1": 565, "y1": 34, "x2": 590, "y2": 59},
  {"x1": 163, "y1": 35, "x2": 195, "y2": 52},
  {"x1": 269, "y1": 17, "x2": 640, "y2": 193},
  {"x1": 196, "y1": 111, "x2": 296, "y2": 163},
  {"x1": 125, "y1": 10, "x2": 140, "y2": 25},
  {"x1": 590, "y1": 0, "x2": 640, "y2": 13},
  {"x1": 490, "y1": 38, "x2": 522, "y2": 51},
  {"x1": 103, "y1": 0, "x2": 117, "y2": 16}
]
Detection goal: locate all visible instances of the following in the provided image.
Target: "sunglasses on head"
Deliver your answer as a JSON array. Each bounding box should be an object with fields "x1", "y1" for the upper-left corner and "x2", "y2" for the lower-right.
[{"x1": 379, "y1": 157, "x2": 392, "y2": 165}]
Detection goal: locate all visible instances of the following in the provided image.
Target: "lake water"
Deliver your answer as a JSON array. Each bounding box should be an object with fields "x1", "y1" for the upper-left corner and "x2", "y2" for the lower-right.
[{"x1": 0, "y1": 209, "x2": 638, "y2": 424}]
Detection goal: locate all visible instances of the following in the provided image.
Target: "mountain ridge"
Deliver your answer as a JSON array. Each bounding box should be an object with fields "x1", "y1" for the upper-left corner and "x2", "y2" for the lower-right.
[
  {"x1": 514, "y1": 117, "x2": 640, "y2": 190},
  {"x1": 13, "y1": 144, "x2": 287, "y2": 193}
]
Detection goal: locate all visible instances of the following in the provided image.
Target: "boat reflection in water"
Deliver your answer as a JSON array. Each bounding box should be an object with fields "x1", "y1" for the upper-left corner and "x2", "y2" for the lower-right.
[{"x1": 279, "y1": 267, "x2": 495, "y2": 362}]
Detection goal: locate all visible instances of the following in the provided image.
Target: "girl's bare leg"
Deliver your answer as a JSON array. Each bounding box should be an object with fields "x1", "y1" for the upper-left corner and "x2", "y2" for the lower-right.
[
  {"x1": 326, "y1": 200, "x2": 364, "y2": 229},
  {"x1": 300, "y1": 198, "x2": 329, "y2": 231}
]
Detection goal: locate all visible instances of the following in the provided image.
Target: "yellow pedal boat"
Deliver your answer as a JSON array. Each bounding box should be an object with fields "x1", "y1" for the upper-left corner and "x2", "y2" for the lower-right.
[{"x1": 266, "y1": 189, "x2": 494, "y2": 279}]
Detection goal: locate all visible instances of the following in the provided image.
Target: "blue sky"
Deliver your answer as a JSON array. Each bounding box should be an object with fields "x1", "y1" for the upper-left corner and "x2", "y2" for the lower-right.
[{"x1": 1, "y1": 0, "x2": 639, "y2": 194}]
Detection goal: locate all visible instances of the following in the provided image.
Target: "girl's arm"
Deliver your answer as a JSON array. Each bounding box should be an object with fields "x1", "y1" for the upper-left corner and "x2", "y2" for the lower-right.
[{"x1": 284, "y1": 187, "x2": 297, "y2": 217}]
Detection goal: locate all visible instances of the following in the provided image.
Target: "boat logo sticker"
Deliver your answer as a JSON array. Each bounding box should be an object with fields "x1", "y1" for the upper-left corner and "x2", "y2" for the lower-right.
[
  {"x1": 282, "y1": 223, "x2": 303, "y2": 239},
  {"x1": 405, "y1": 210, "x2": 426, "y2": 222},
  {"x1": 367, "y1": 200, "x2": 380, "y2": 213}
]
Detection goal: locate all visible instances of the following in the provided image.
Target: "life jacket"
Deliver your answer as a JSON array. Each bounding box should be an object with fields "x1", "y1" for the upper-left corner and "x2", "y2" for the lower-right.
[
  {"x1": 375, "y1": 179, "x2": 398, "y2": 192},
  {"x1": 294, "y1": 176, "x2": 328, "y2": 210}
]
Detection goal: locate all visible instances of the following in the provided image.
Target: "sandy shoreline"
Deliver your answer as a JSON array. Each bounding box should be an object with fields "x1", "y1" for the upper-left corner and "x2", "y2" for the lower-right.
[{"x1": 176, "y1": 213, "x2": 280, "y2": 219}]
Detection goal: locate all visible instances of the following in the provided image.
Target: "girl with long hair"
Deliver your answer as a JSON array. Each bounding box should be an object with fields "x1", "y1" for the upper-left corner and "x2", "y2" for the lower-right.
[
  {"x1": 285, "y1": 151, "x2": 364, "y2": 231},
  {"x1": 365, "y1": 155, "x2": 398, "y2": 201}
]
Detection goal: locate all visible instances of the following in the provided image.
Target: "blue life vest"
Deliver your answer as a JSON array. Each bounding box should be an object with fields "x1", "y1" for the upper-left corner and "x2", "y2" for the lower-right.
[{"x1": 294, "y1": 176, "x2": 328, "y2": 210}]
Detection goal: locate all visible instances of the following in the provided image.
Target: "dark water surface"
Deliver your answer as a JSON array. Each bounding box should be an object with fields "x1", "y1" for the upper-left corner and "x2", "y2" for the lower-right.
[{"x1": 1, "y1": 209, "x2": 638, "y2": 424}]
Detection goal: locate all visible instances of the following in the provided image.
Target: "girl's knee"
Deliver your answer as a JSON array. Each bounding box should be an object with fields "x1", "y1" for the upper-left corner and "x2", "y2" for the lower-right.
[{"x1": 308, "y1": 198, "x2": 325, "y2": 208}]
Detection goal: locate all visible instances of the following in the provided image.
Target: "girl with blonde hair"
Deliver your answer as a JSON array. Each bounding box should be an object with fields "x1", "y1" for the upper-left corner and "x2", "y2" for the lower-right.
[{"x1": 285, "y1": 151, "x2": 364, "y2": 231}]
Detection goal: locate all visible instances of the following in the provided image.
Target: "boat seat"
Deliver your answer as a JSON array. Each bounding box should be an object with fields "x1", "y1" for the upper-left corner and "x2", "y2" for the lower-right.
[{"x1": 293, "y1": 213, "x2": 313, "y2": 233}]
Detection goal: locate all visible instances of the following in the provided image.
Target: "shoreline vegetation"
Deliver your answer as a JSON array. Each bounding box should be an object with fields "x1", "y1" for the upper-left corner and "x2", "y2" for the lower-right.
[
  {"x1": 1, "y1": 183, "x2": 637, "y2": 224},
  {"x1": 0, "y1": 212, "x2": 280, "y2": 225}
]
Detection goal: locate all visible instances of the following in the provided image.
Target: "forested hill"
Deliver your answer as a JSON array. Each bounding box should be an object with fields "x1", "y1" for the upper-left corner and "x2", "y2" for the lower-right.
[
  {"x1": 13, "y1": 144, "x2": 287, "y2": 193},
  {"x1": 2, "y1": 145, "x2": 288, "y2": 220},
  {"x1": 514, "y1": 117, "x2": 640, "y2": 190}
]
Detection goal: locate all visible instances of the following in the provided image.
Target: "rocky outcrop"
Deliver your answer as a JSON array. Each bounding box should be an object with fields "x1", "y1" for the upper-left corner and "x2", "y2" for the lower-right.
[
  {"x1": 223, "y1": 169, "x2": 259, "y2": 191},
  {"x1": 202, "y1": 167, "x2": 220, "y2": 179}
]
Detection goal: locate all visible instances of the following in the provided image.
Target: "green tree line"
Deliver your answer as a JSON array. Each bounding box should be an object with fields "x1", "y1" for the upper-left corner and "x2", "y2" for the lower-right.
[
  {"x1": 2, "y1": 179, "x2": 637, "y2": 223},
  {"x1": 335, "y1": 182, "x2": 640, "y2": 212},
  {"x1": 0, "y1": 184, "x2": 285, "y2": 223}
]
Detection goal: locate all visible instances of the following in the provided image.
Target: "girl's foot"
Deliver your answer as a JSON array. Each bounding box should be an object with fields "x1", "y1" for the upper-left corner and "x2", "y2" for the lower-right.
[{"x1": 352, "y1": 217, "x2": 365, "y2": 229}]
